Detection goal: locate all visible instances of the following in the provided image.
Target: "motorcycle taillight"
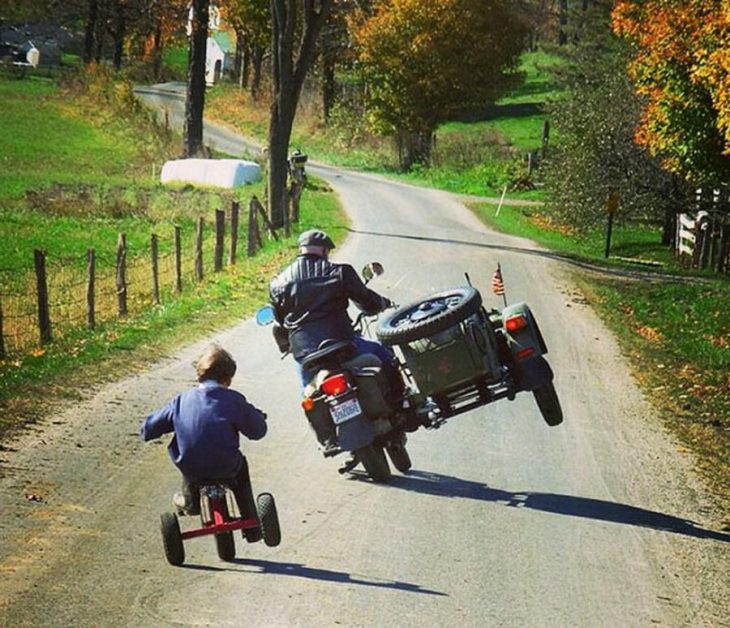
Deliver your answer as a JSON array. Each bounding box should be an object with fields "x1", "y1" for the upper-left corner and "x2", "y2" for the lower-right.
[{"x1": 320, "y1": 373, "x2": 350, "y2": 396}]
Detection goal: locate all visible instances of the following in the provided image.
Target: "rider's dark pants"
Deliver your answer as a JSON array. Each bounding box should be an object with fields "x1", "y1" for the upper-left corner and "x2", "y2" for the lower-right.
[{"x1": 181, "y1": 457, "x2": 260, "y2": 538}]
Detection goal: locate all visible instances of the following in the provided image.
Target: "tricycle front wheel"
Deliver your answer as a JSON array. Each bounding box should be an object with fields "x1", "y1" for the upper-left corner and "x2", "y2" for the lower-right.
[{"x1": 208, "y1": 497, "x2": 236, "y2": 561}]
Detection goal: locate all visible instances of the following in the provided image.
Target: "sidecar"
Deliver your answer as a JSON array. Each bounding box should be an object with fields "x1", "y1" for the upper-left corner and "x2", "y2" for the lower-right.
[{"x1": 376, "y1": 286, "x2": 563, "y2": 427}]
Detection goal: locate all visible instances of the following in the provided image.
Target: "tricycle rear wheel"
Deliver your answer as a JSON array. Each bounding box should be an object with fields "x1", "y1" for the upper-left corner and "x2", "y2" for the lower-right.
[
  {"x1": 160, "y1": 512, "x2": 185, "y2": 566},
  {"x1": 533, "y1": 382, "x2": 564, "y2": 426}
]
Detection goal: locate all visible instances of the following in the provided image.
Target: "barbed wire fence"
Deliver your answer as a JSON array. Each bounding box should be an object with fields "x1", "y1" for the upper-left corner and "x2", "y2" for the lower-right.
[{"x1": 0, "y1": 195, "x2": 281, "y2": 359}]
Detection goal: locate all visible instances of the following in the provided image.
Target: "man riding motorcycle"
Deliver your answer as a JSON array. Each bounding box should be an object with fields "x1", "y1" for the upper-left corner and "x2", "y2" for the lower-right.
[{"x1": 268, "y1": 229, "x2": 399, "y2": 390}]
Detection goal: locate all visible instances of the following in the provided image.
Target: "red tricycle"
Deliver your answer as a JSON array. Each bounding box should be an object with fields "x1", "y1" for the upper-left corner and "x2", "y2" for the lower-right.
[{"x1": 160, "y1": 482, "x2": 281, "y2": 566}]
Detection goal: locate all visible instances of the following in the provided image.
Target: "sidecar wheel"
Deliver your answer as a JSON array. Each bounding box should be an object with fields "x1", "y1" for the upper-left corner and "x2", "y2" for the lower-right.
[
  {"x1": 356, "y1": 445, "x2": 391, "y2": 483},
  {"x1": 376, "y1": 287, "x2": 482, "y2": 345},
  {"x1": 386, "y1": 440, "x2": 412, "y2": 473},
  {"x1": 257, "y1": 493, "x2": 281, "y2": 547},
  {"x1": 160, "y1": 512, "x2": 185, "y2": 566},
  {"x1": 533, "y1": 382, "x2": 564, "y2": 426}
]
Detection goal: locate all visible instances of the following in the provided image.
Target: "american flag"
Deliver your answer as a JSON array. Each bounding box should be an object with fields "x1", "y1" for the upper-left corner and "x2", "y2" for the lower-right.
[{"x1": 491, "y1": 264, "x2": 505, "y2": 296}]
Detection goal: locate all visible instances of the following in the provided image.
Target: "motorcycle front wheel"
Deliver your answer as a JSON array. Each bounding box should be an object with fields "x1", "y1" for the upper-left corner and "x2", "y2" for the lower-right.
[{"x1": 356, "y1": 445, "x2": 392, "y2": 483}]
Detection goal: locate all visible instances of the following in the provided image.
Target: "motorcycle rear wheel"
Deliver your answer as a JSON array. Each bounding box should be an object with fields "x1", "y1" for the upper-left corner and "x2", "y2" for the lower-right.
[
  {"x1": 386, "y1": 440, "x2": 412, "y2": 473},
  {"x1": 356, "y1": 445, "x2": 392, "y2": 483},
  {"x1": 533, "y1": 382, "x2": 564, "y2": 426}
]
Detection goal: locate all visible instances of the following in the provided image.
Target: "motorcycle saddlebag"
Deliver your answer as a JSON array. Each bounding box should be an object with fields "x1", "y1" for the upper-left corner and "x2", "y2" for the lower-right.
[
  {"x1": 351, "y1": 366, "x2": 392, "y2": 419},
  {"x1": 304, "y1": 398, "x2": 336, "y2": 446}
]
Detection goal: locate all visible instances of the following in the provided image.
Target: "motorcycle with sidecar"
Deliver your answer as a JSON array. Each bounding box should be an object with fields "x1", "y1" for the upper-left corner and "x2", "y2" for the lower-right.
[{"x1": 256, "y1": 263, "x2": 563, "y2": 484}]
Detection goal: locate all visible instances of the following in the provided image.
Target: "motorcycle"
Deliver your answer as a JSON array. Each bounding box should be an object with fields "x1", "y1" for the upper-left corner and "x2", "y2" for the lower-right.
[{"x1": 256, "y1": 262, "x2": 563, "y2": 483}]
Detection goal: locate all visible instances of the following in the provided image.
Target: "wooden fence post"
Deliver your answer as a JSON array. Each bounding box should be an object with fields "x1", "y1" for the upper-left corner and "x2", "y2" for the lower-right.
[
  {"x1": 174, "y1": 225, "x2": 182, "y2": 294},
  {"x1": 247, "y1": 198, "x2": 258, "y2": 257},
  {"x1": 195, "y1": 217, "x2": 204, "y2": 282},
  {"x1": 34, "y1": 248, "x2": 52, "y2": 344},
  {"x1": 0, "y1": 295, "x2": 5, "y2": 358},
  {"x1": 87, "y1": 248, "x2": 96, "y2": 329},
  {"x1": 116, "y1": 233, "x2": 127, "y2": 317},
  {"x1": 214, "y1": 209, "x2": 225, "y2": 272},
  {"x1": 229, "y1": 201, "x2": 239, "y2": 265},
  {"x1": 151, "y1": 234, "x2": 160, "y2": 305},
  {"x1": 252, "y1": 195, "x2": 277, "y2": 241}
]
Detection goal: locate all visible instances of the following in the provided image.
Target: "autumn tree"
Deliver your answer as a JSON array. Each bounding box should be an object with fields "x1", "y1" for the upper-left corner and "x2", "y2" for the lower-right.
[
  {"x1": 184, "y1": 0, "x2": 209, "y2": 157},
  {"x1": 223, "y1": 0, "x2": 270, "y2": 97},
  {"x1": 612, "y1": 0, "x2": 730, "y2": 184},
  {"x1": 268, "y1": 0, "x2": 333, "y2": 229},
  {"x1": 543, "y1": 3, "x2": 690, "y2": 239},
  {"x1": 351, "y1": 0, "x2": 527, "y2": 170}
]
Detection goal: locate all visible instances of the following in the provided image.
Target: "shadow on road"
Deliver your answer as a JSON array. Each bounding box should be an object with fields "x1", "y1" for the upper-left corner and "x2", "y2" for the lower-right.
[
  {"x1": 181, "y1": 557, "x2": 447, "y2": 596},
  {"x1": 387, "y1": 470, "x2": 730, "y2": 543}
]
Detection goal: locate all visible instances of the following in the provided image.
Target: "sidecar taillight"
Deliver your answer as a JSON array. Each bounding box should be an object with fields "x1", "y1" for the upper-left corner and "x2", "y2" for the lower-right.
[
  {"x1": 320, "y1": 373, "x2": 349, "y2": 396},
  {"x1": 505, "y1": 314, "x2": 528, "y2": 333}
]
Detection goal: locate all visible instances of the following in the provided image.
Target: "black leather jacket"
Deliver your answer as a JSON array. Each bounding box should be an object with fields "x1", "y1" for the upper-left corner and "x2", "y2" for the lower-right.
[{"x1": 269, "y1": 254, "x2": 389, "y2": 360}]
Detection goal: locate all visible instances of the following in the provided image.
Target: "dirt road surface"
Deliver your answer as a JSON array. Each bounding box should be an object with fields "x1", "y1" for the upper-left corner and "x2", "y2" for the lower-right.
[{"x1": 0, "y1": 88, "x2": 727, "y2": 627}]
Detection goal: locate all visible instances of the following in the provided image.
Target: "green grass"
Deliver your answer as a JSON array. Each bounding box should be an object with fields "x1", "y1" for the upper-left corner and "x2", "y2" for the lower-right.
[
  {"x1": 584, "y1": 278, "x2": 729, "y2": 504},
  {"x1": 0, "y1": 72, "x2": 347, "y2": 439},
  {"x1": 469, "y1": 200, "x2": 678, "y2": 267},
  {"x1": 0, "y1": 77, "x2": 154, "y2": 202}
]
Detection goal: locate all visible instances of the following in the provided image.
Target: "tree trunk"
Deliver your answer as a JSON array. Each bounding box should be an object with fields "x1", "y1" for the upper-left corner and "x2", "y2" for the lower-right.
[
  {"x1": 251, "y1": 47, "x2": 264, "y2": 98},
  {"x1": 558, "y1": 0, "x2": 569, "y2": 45},
  {"x1": 185, "y1": 0, "x2": 209, "y2": 158},
  {"x1": 268, "y1": 0, "x2": 333, "y2": 228},
  {"x1": 94, "y1": 2, "x2": 107, "y2": 63},
  {"x1": 83, "y1": 0, "x2": 98, "y2": 63},
  {"x1": 322, "y1": 51, "x2": 336, "y2": 122},
  {"x1": 112, "y1": 0, "x2": 126, "y2": 70},
  {"x1": 152, "y1": 20, "x2": 163, "y2": 81},
  {"x1": 397, "y1": 130, "x2": 434, "y2": 171}
]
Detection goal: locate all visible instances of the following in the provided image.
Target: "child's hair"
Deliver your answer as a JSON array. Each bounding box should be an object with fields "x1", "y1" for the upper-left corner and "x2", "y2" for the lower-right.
[{"x1": 195, "y1": 344, "x2": 237, "y2": 383}]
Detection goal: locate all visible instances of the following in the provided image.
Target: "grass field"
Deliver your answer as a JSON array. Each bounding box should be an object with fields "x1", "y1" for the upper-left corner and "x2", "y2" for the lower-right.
[{"x1": 0, "y1": 72, "x2": 347, "y2": 438}]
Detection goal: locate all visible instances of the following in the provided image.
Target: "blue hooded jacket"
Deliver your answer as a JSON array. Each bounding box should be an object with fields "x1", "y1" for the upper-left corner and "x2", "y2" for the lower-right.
[{"x1": 140, "y1": 382, "x2": 267, "y2": 480}]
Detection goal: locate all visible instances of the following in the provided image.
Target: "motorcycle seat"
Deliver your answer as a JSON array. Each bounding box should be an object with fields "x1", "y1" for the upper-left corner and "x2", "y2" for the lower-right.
[{"x1": 302, "y1": 339, "x2": 357, "y2": 370}]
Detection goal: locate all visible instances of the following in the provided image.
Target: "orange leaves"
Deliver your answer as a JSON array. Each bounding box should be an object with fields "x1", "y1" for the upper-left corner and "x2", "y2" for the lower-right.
[{"x1": 611, "y1": 0, "x2": 730, "y2": 180}]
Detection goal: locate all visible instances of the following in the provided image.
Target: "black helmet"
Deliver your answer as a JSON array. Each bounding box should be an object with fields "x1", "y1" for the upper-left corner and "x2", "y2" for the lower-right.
[{"x1": 298, "y1": 229, "x2": 335, "y2": 249}]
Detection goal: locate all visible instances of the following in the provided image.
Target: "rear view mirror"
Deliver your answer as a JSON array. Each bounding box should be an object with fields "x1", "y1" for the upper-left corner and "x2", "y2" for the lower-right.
[
  {"x1": 362, "y1": 262, "x2": 384, "y2": 283},
  {"x1": 255, "y1": 305, "x2": 275, "y2": 326}
]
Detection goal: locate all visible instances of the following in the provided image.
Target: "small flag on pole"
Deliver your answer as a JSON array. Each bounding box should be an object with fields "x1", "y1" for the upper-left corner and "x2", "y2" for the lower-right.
[
  {"x1": 491, "y1": 264, "x2": 505, "y2": 296},
  {"x1": 491, "y1": 263, "x2": 507, "y2": 306}
]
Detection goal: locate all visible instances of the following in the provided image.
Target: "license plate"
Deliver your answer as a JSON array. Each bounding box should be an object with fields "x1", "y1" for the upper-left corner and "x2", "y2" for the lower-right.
[{"x1": 330, "y1": 398, "x2": 362, "y2": 425}]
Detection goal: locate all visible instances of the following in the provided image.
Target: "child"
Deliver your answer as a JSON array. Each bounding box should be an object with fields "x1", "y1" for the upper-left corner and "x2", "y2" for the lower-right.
[{"x1": 141, "y1": 344, "x2": 267, "y2": 540}]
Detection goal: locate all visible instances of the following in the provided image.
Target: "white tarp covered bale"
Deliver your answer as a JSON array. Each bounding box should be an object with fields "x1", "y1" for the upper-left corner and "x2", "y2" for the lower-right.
[{"x1": 160, "y1": 158, "x2": 261, "y2": 188}]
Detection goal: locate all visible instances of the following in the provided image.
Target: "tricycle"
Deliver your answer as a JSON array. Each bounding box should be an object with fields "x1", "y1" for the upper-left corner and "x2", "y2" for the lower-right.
[{"x1": 160, "y1": 482, "x2": 281, "y2": 566}]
